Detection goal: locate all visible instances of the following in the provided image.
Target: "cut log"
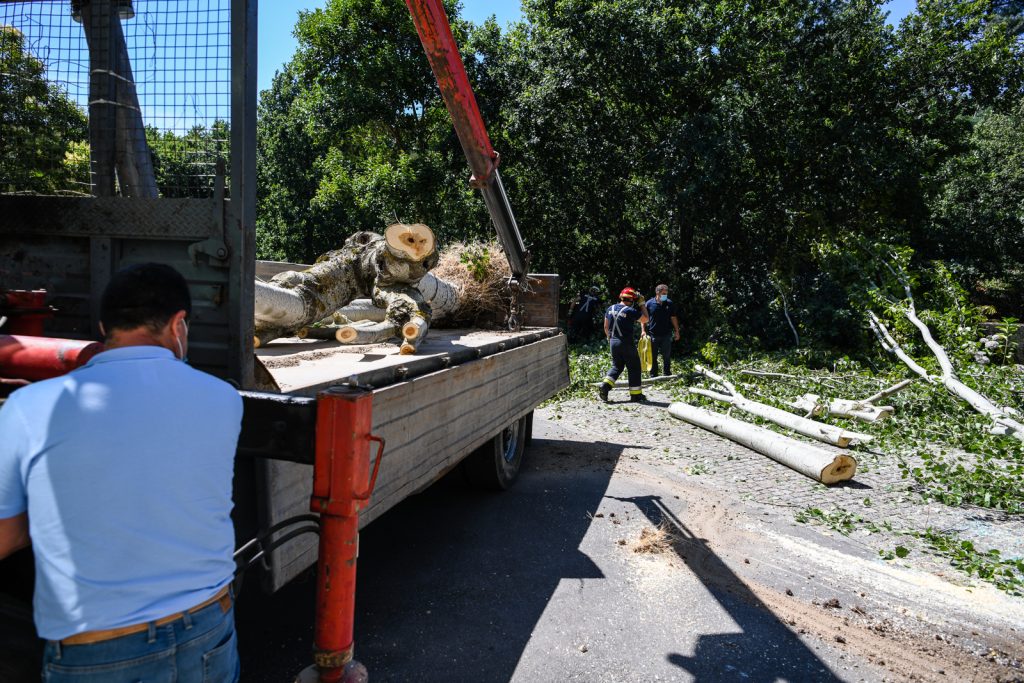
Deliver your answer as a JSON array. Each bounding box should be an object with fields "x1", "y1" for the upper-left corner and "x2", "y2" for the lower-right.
[
  {"x1": 331, "y1": 299, "x2": 387, "y2": 324},
  {"x1": 336, "y1": 321, "x2": 398, "y2": 344},
  {"x1": 415, "y1": 273, "x2": 462, "y2": 322},
  {"x1": 590, "y1": 374, "x2": 683, "y2": 389},
  {"x1": 254, "y1": 225, "x2": 439, "y2": 349},
  {"x1": 692, "y1": 365, "x2": 873, "y2": 447},
  {"x1": 399, "y1": 316, "x2": 428, "y2": 355},
  {"x1": 668, "y1": 402, "x2": 857, "y2": 484},
  {"x1": 385, "y1": 222, "x2": 435, "y2": 262}
]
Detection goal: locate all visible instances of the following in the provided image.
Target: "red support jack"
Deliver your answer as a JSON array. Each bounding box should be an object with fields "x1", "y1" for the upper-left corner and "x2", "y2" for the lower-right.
[{"x1": 295, "y1": 386, "x2": 384, "y2": 683}]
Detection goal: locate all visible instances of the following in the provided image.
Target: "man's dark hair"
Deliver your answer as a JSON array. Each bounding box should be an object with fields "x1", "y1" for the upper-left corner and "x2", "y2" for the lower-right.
[{"x1": 100, "y1": 263, "x2": 192, "y2": 334}]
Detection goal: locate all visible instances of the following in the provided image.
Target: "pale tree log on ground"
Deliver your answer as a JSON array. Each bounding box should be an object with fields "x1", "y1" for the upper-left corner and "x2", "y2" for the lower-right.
[
  {"x1": 254, "y1": 224, "x2": 439, "y2": 353},
  {"x1": 668, "y1": 402, "x2": 857, "y2": 484},
  {"x1": 690, "y1": 365, "x2": 873, "y2": 447},
  {"x1": 788, "y1": 379, "x2": 915, "y2": 423},
  {"x1": 867, "y1": 265, "x2": 1024, "y2": 441},
  {"x1": 589, "y1": 374, "x2": 683, "y2": 389}
]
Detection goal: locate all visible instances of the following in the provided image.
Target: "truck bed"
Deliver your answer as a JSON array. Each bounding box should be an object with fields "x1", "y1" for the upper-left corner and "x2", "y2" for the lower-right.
[
  {"x1": 254, "y1": 327, "x2": 569, "y2": 590},
  {"x1": 257, "y1": 327, "x2": 559, "y2": 395}
]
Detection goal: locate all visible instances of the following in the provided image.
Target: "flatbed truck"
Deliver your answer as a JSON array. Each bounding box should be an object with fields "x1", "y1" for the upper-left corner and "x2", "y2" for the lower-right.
[{"x1": 0, "y1": 1, "x2": 569, "y2": 680}]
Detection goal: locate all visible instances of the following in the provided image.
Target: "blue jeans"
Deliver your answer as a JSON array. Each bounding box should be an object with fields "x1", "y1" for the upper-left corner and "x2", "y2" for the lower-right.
[
  {"x1": 42, "y1": 594, "x2": 239, "y2": 683},
  {"x1": 651, "y1": 334, "x2": 674, "y2": 376}
]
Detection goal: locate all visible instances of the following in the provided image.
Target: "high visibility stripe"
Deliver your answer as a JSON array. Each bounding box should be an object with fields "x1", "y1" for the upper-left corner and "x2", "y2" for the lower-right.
[
  {"x1": 629, "y1": 388, "x2": 642, "y2": 395},
  {"x1": 603, "y1": 377, "x2": 616, "y2": 386}
]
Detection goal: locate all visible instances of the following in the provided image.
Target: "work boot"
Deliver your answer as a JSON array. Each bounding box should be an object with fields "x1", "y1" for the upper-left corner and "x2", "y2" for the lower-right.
[
  {"x1": 599, "y1": 382, "x2": 611, "y2": 402},
  {"x1": 630, "y1": 392, "x2": 649, "y2": 403}
]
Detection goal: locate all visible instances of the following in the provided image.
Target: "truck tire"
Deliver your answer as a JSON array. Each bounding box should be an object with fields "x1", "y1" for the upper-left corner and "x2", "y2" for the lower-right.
[{"x1": 463, "y1": 412, "x2": 530, "y2": 490}]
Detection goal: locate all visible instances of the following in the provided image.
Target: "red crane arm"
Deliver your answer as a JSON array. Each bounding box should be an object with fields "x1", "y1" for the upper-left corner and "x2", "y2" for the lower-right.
[{"x1": 404, "y1": 0, "x2": 530, "y2": 284}]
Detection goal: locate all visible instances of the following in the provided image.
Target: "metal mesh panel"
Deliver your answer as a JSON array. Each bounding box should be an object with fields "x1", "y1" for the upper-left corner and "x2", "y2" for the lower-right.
[{"x1": 0, "y1": 0, "x2": 231, "y2": 198}]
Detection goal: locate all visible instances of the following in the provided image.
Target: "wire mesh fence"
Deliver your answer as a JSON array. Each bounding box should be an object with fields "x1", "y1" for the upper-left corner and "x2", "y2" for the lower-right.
[{"x1": 0, "y1": 0, "x2": 231, "y2": 198}]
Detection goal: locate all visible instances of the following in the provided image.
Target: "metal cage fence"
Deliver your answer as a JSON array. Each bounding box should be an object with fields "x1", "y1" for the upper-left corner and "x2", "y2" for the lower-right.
[{"x1": 0, "y1": 0, "x2": 231, "y2": 198}]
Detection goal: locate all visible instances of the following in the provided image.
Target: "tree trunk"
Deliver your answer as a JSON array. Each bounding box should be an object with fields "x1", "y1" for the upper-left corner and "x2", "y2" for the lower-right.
[
  {"x1": 668, "y1": 402, "x2": 857, "y2": 484},
  {"x1": 692, "y1": 365, "x2": 872, "y2": 447}
]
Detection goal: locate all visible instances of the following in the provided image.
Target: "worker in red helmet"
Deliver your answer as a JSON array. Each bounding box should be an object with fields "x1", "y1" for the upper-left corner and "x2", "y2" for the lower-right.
[{"x1": 599, "y1": 287, "x2": 650, "y2": 402}]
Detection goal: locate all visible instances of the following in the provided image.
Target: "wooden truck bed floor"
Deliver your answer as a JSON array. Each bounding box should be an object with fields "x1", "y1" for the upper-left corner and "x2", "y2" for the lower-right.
[{"x1": 257, "y1": 327, "x2": 559, "y2": 396}]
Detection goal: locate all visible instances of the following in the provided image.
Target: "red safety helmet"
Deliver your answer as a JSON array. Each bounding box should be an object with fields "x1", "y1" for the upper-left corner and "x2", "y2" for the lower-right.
[{"x1": 619, "y1": 287, "x2": 638, "y2": 301}]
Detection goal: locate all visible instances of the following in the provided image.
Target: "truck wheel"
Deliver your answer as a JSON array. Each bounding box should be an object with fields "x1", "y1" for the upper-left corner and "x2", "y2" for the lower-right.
[{"x1": 463, "y1": 413, "x2": 529, "y2": 490}]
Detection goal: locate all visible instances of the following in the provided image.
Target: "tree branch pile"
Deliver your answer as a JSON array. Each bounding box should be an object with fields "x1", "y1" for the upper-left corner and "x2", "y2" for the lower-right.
[{"x1": 255, "y1": 231, "x2": 516, "y2": 353}]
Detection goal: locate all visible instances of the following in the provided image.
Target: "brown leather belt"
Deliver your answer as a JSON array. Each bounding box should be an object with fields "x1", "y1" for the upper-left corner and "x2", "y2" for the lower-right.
[{"x1": 60, "y1": 586, "x2": 232, "y2": 646}]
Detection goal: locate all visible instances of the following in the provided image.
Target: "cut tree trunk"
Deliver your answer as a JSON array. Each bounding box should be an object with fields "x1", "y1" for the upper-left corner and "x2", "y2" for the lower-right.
[
  {"x1": 335, "y1": 321, "x2": 399, "y2": 344},
  {"x1": 254, "y1": 225, "x2": 439, "y2": 351},
  {"x1": 691, "y1": 365, "x2": 873, "y2": 447},
  {"x1": 668, "y1": 402, "x2": 857, "y2": 484}
]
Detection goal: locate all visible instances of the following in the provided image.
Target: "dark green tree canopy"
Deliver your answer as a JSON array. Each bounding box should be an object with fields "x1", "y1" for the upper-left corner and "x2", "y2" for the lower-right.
[
  {"x1": 1, "y1": 25, "x2": 88, "y2": 194},
  {"x1": 256, "y1": 0, "x2": 1024, "y2": 347}
]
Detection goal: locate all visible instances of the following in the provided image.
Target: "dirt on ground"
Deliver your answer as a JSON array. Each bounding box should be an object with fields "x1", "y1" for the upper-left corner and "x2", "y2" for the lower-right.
[{"x1": 537, "y1": 385, "x2": 1024, "y2": 683}]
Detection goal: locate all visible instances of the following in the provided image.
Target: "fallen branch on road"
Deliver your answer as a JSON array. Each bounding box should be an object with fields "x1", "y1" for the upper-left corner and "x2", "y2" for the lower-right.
[
  {"x1": 867, "y1": 263, "x2": 1024, "y2": 440},
  {"x1": 788, "y1": 379, "x2": 914, "y2": 423}
]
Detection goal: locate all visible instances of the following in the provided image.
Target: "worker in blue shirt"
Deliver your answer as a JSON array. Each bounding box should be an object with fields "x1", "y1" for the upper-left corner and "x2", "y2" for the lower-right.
[
  {"x1": 599, "y1": 287, "x2": 650, "y2": 402},
  {"x1": 0, "y1": 263, "x2": 243, "y2": 682},
  {"x1": 643, "y1": 284, "x2": 681, "y2": 376}
]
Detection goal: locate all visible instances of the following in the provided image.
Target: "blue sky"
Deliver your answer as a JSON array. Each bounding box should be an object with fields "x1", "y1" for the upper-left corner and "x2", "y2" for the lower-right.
[
  {"x1": 258, "y1": 0, "x2": 918, "y2": 93},
  {"x1": 258, "y1": 1, "x2": 524, "y2": 92}
]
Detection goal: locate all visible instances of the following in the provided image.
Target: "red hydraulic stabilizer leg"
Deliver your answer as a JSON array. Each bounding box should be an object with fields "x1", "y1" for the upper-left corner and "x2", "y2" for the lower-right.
[{"x1": 295, "y1": 386, "x2": 384, "y2": 683}]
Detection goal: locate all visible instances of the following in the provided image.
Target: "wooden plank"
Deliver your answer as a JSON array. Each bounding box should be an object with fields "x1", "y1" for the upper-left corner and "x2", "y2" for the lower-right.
[
  {"x1": 260, "y1": 333, "x2": 568, "y2": 591},
  {"x1": 521, "y1": 273, "x2": 559, "y2": 327},
  {"x1": 255, "y1": 260, "x2": 307, "y2": 280}
]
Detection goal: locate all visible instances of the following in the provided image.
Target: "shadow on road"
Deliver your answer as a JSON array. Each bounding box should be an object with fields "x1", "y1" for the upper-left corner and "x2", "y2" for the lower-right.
[
  {"x1": 609, "y1": 494, "x2": 842, "y2": 682},
  {"x1": 236, "y1": 436, "x2": 625, "y2": 682}
]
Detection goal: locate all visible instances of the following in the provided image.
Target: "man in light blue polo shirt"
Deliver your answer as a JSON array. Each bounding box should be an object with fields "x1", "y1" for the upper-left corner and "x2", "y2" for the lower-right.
[{"x1": 0, "y1": 263, "x2": 243, "y2": 682}]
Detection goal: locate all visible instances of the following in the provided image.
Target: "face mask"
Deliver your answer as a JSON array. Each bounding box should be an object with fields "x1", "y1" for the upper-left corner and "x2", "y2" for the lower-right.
[
  {"x1": 175, "y1": 319, "x2": 189, "y2": 363},
  {"x1": 659, "y1": 294, "x2": 668, "y2": 302}
]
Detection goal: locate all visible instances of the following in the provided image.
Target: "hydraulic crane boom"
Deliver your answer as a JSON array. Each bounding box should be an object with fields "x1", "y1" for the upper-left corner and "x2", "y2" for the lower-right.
[{"x1": 404, "y1": 0, "x2": 530, "y2": 287}]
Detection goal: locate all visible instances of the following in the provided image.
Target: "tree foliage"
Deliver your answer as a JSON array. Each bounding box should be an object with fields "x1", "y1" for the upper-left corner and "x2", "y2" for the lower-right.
[
  {"x1": 255, "y1": 0, "x2": 1024, "y2": 349},
  {"x1": 0, "y1": 26, "x2": 88, "y2": 194}
]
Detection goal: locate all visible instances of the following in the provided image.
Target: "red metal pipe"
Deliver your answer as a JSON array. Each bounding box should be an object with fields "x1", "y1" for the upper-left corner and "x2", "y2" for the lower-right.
[
  {"x1": 0, "y1": 335, "x2": 105, "y2": 382},
  {"x1": 307, "y1": 386, "x2": 384, "y2": 683}
]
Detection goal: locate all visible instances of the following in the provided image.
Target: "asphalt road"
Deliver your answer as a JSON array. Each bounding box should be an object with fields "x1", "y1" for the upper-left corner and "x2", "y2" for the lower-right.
[{"x1": 236, "y1": 416, "x2": 876, "y2": 683}]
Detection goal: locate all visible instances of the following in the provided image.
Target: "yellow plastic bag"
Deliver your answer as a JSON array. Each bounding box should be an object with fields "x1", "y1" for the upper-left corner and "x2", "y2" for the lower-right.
[{"x1": 638, "y1": 336, "x2": 652, "y2": 373}]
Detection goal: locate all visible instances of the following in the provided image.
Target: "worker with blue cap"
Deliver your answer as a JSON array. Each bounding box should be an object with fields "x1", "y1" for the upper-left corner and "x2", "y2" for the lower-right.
[{"x1": 599, "y1": 287, "x2": 650, "y2": 402}]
